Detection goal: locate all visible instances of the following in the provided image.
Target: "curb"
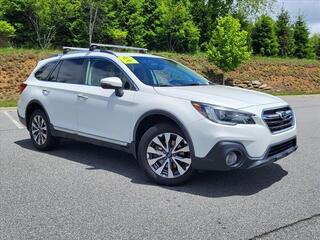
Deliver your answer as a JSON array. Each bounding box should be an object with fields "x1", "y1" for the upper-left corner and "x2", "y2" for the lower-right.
[{"x1": 0, "y1": 107, "x2": 17, "y2": 111}]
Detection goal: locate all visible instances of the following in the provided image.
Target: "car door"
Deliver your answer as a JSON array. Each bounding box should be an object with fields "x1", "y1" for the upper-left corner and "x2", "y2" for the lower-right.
[
  {"x1": 43, "y1": 58, "x2": 87, "y2": 132},
  {"x1": 76, "y1": 57, "x2": 136, "y2": 145}
]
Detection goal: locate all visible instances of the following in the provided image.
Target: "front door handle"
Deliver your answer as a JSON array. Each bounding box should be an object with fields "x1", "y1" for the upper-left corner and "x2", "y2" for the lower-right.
[
  {"x1": 77, "y1": 94, "x2": 88, "y2": 100},
  {"x1": 42, "y1": 89, "x2": 50, "y2": 96}
]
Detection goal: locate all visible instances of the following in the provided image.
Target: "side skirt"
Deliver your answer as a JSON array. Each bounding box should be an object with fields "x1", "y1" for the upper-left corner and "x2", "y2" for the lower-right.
[{"x1": 51, "y1": 126, "x2": 136, "y2": 157}]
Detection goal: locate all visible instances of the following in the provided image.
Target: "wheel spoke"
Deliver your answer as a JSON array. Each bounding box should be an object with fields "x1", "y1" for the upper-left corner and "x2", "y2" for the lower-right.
[
  {"x1": 172, "y1": 135, "x2": 183, "y2": 152},
  {"x1": 42, "y1": 132, "x2": 47, "y2": 140},
  {"x1": 35, "y1": 133, "x2": 40, "y2": 143},
  {"x1": 32, "y1": 129, "x2": 39, "y2": 134},
  {"x1": 148, "y1": 155, "x2": 165, "y2": 165},
  {"x1": 174, "y1": 156, "x2": 191, "y2": 165},
  {"x1": 155, "y1": 159, "x2": 168, "y2": 175},
  {"x1": 164, "y1": 133, "x2": 171, "y2": 151},
  {"x1": 32, "y1": 122, "x2": 38, "y2": 130},
  {"x1": 152, "y1": 136, "x2": 166, "y2": 151},
  {"x1": 173, "y1": 145, "x2": 189, "y2": 154},
  {"x1": 172, "y1": 158, "x2": 185, "y2": 175},
  {"x1": 35, "y1": 116, "x2": 40, "y2": 127},
  {"x1": 167, "y1": 161, "x2": 174, "y2": 178},
  {"x1": 147, "y1": 146, "x2": 163, "y2": 156},
  {"x1": 40, "y1": 118, "x2": 45, "y2": 128}
]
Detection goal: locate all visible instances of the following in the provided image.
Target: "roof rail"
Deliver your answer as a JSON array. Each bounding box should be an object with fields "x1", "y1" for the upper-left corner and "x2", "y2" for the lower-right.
[
  {"x1": 90, "y1": 43, "x2": 148, "y2": 53},
  {"x1": 62, "y1": 46, "x2": 117, "y2": 56},
  {"x1": 62, "y1": 46, "x2": 89, "y2": 54}
]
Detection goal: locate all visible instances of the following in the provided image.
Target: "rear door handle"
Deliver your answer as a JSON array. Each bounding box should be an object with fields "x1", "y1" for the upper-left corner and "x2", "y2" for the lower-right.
[
  {"x1": 42, "y1": 89, "x2": 50, "y2": 96},
  {"x1": 77, "y1": 94, "x2": 88, "y2": 100}
]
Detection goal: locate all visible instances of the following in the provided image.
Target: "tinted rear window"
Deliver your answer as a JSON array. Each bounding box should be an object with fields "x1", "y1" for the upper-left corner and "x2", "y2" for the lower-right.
[
  {"x1": 56, "y1": 58, "x2": 86, "y2": 84},
  {"x1": 35, "y1": 61, "x2": 57, "y2": 80}
]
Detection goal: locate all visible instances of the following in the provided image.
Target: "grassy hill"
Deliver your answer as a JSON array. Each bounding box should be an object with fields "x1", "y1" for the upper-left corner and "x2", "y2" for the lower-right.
[{"x1": 0, "y1": 48, "x2": 320, "y2": 106}]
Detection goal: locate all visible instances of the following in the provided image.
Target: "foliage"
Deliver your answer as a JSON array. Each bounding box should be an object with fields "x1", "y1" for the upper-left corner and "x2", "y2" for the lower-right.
[
  {"x1": 293, "y1": 16, "x2": 310, "y2": 59},
  {"x1": 189, "y1": 0, "x2": 275, "y2": 48},
  {"x1": 276, "y1": 8, "x2": 295, "y2": 57},
  {"x1": 310, "y1": 35, "x2": 320, "y2": 59},
  {"x1": 0, "y1": 0, "x2": 317, "y2": 60},
  {"x1": 207, "y1": 16, "x2": 251, "y2": 72},
  {"x1": 0, "y1": 20, "x2": 15, "y2": 46},
  {"x1": 251, "y1": 15, "x2": 279, "y2": 56},
  {"x1": 156, "y1": 0, "x2": 200, "y2": 52}
]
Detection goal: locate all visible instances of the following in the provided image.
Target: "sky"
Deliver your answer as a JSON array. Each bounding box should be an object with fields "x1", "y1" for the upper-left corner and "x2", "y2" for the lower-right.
[{"x1": 274, "y1": 0, "x2": 320, "y2": 35}]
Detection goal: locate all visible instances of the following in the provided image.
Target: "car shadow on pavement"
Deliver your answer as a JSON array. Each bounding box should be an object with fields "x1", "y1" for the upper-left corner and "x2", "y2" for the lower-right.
[{"x1": 15, "y1": 138, "x2": 288, "y2": 198}]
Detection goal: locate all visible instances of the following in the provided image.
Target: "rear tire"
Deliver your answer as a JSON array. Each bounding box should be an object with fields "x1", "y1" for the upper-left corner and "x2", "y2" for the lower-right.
[
  {"x1": 138, "y1": 123, "x2": 194, "y2": 185},
  {"x1": 28, "y1": 109, "x2": 58, "y2": 151}
]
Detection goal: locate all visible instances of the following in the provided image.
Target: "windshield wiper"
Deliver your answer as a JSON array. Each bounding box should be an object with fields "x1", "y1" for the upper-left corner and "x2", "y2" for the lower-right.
[{"x1": 183, "y1": 83, "x2": 208, "y2": 86}]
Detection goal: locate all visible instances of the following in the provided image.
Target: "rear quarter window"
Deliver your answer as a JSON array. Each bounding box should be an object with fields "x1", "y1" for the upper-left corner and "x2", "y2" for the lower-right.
[
  {"x1": 34, "y1": 61, "x2": 57, "y2": 80},
  {"x1": 55, "y1": 58, "x2": 86, "y2": 84}
]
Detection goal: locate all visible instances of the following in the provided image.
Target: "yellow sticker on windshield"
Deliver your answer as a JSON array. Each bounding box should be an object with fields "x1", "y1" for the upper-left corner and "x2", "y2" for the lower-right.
[{"x1": 118, "y1": 56, "x2": 139, "y2": 64}]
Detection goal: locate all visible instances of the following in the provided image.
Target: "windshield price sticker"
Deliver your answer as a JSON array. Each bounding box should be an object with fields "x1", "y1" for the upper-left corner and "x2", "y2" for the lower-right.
[{"x1": 118, "y1": 56, "x2": 139, "y2": 64}]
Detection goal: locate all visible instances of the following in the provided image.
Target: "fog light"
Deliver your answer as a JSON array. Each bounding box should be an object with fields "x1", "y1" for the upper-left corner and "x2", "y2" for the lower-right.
[{"x1": 226, "y1": 151, "x2": 238, "y2": 166}]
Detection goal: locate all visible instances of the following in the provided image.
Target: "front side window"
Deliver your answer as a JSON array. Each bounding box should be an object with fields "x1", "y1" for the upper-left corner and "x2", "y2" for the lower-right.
[
  {"x1": 125, "y1": 57, "x2": 209, "y2": 87},
  {"x1": 54, "y1": 58, "x2": 86, "y2": 84},
  {"x1": 86, "y1": 58, "x2": 131, "y2": 89},
  {"x1": 34, "y1": 61, "x2": 57, "y2": 80}
]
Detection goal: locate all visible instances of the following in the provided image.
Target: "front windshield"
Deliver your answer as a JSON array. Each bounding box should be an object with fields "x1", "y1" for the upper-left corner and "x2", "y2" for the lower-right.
[{"x1": 125, "y1": 56, "x2": 210, "y2": 87}]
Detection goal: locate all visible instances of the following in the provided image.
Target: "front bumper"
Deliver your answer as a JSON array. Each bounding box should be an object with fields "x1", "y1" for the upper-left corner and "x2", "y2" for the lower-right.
[{"x1": 193, "y1": 137, "x2": 297, "y2": 171}]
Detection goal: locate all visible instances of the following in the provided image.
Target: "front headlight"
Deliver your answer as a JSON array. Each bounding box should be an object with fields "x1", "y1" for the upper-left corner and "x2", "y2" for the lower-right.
[{"x1": 192, "y1": 102, "x2": 255, "y2": 125}]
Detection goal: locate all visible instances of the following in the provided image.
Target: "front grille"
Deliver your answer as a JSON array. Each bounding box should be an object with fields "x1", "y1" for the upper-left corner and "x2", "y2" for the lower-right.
[
  {"x1": 267, "y1": 138, "x2": 297, "y2": 158},
  {"x1": 262, "y1": 106, "x2": 294, "y2": 133}
]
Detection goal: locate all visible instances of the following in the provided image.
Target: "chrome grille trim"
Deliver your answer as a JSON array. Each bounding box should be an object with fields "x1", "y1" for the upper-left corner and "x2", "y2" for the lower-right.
[{"x1": 262, "y1": 106, "x2": 294, "y2": 134}]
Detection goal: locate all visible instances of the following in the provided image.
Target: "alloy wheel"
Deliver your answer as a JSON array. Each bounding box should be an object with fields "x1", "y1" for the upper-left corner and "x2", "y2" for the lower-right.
[
  {"x1": 31, "y1": 115, "x2": 48, "y2": 145},
  {"x1": 146, "y1": 132, "x2": 191, "y2": 178}
]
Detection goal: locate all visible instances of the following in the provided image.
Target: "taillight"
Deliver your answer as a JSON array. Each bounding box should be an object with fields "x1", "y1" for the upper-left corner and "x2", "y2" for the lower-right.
[{"x1": 19, "y1": 83, "x2": 27, "y2": 94}]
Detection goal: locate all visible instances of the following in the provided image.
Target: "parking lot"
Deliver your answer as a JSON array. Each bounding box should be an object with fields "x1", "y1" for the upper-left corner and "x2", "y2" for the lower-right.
[{"x1": 1, "y1": 95, "x2": 320, "y2": 240}]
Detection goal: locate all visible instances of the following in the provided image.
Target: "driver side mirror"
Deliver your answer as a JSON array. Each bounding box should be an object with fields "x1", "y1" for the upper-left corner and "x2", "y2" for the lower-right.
[{"x1": 101, "y1": 77, "x2": 124, "y2": 97}]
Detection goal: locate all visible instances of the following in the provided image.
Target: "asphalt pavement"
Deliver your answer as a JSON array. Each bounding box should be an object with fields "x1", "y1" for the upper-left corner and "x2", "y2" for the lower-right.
[{"x1": 1, "y1": 95, "x2": 320, "y2": 240}]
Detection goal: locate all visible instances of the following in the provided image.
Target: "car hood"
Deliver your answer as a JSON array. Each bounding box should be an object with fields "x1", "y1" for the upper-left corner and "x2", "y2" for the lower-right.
[{"x1": 154, "y1": 85, "x2": 285, "y2": 109}]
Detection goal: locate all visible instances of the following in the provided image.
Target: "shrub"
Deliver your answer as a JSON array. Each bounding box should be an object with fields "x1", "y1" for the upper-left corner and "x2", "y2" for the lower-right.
[{"x1": 0, "y1": 20, "x2": 15, "y2": 46}]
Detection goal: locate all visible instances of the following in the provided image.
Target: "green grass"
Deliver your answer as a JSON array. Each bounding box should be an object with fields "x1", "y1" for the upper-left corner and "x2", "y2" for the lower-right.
[
  {"x1": 0, "y1": 99, "x2": 18, "y2": 107},
  {"x1": 271, "y1": 90, "x2": 320, "y2": 96},
  {"x1": 249, "y1": 56, "x2": 320, "y2": 66},
  {"x1": 0, "y1": 47, "x2": 58, "y2": 56}
]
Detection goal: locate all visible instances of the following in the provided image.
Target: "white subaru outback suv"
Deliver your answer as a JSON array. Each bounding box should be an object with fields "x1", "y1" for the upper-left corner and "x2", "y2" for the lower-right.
[{"x1": 17, "y1": 44, "x2": 297, "y2": 185}]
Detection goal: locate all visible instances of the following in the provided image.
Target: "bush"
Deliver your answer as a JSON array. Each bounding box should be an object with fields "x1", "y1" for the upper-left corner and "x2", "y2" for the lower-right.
[{"x1": 0, "y1": 20, "x2": 15, "y2": 46}]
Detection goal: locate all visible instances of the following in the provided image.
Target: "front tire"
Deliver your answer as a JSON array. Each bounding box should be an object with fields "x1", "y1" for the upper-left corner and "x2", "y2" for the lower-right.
[
  {"x1": 138, "y1": 123, "x2": 194, "y2": 185},
  {"x1": 29, "y1": 109, "x2": 58, "y2": 151}
]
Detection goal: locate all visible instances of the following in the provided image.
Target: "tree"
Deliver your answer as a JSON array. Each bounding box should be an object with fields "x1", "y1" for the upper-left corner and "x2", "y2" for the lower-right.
[
  {"x1": 24, "y1": 0, "x2": 60, "y2": 49},
  {"x1": 190, "y1": 0, "x2": 232, "y2": 48},
  {"x1": 156, "y1": 0, "x2": 200, "y2": 52},
  {"x1": 142, "y1": 0, "x2": 161, "y2": 49},
  {"x1": 293, "y1": 15, "x2": 309, "y2": 59},
  {"x1": 276, "y1": 8, "x2": 295, "y2": 57},
  {"x1": 207, "y1": 16, "x2": 251, "y2": 84},
  {"x1": 309, "y1": 34, "x2": 320, "y2": 59},
  {"x1": 0, "y1": 20, "x2": 15, "y2": 46},
  {"x1": 1, "y1": 0, "x2": 69, "y2": 48},
  {"x1": 251, "y1": 15, "x2": 279, "y2": 56},
  {"x1": 190, "y1": 0, "x2": 275, "y2": 48},
  {"x1": 88, "y1": 0, "x2": 100, "y2": 44},
  {"x1": 97, "y1": 0, "x2": 146, "y2": 47}
]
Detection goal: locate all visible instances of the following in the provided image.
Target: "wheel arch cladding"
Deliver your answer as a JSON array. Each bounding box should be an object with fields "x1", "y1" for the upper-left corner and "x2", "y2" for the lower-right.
[
  {"x1": 132, "y1": 110, "x2": 195, "y2": 159},
  {"x1": 25, "y1": 100, "x2": 50, "y2": 130}
]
